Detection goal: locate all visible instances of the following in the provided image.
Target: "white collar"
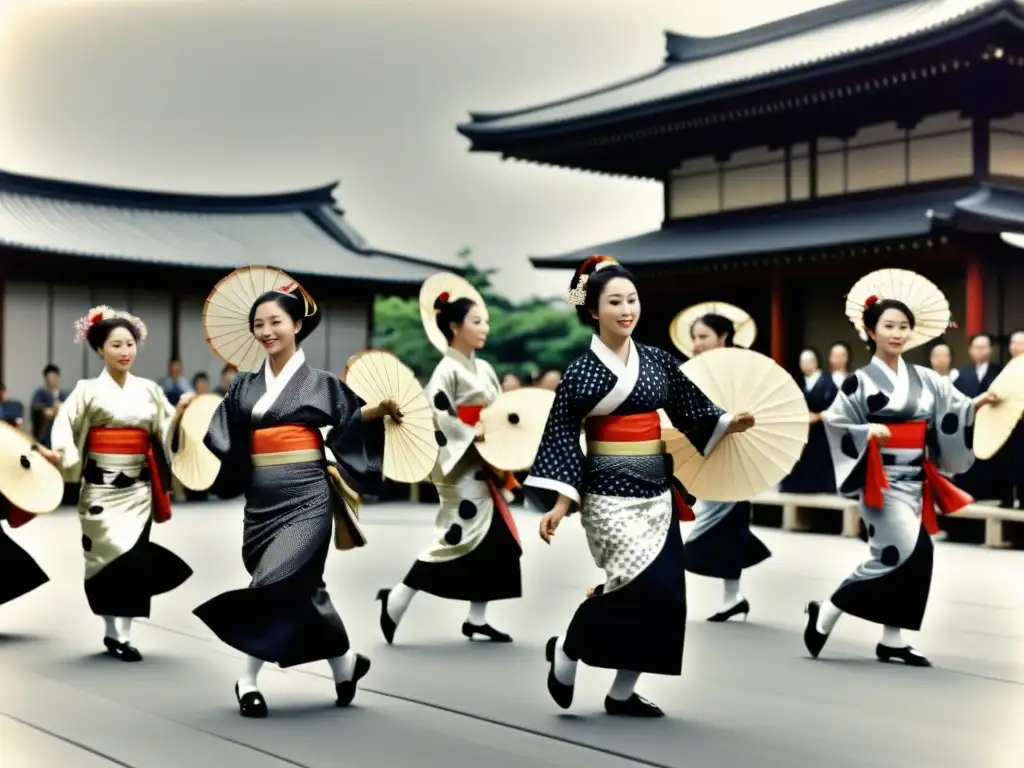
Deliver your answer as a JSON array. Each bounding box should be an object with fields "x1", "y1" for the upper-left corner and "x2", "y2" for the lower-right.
[
  {"x1": 446, "y1": 346, "x2": 476, "y2": 372},
  {"x1": 590, "y1": 334, "x2": 636, "y2": 374},
  {"x1": 99, "y1": 367, "x2": 134, "y2": 390},
  {"x1": 264, "y1": 349, "x2": 306, "y2": 387},
  {"x1": 870, "y1": 354, "x2": 906, "y2": 385},
  {"x1": 804, "y1": 371, "x2": 822, "y2": 388}
]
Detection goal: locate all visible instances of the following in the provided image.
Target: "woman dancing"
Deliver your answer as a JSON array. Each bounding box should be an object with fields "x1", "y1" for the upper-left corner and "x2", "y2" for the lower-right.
[
  {"x1": 0, "y1": 497, "x2": 49, "y2": 609},
  {"x1": 193, "y1": 273, "x2": 399, "y2": 717},
  {"x1": 376, "y1": 290, "x2": 521, "y2": 644},
  {"x1": 804, "y1": 290, "x2": 997, "y2": 666},
  {"x1": 780, "y1": 348, "x2": 839, "y2": 495},
  {"x1": 530, "y1": 256, "x2": 753, "y2": 717},
  {"x1": 683, "y1": 312, "x2": 771, "y2": 622},
  {"x1": 38, "y1": 307, "x2": 193, "y2": 661}
]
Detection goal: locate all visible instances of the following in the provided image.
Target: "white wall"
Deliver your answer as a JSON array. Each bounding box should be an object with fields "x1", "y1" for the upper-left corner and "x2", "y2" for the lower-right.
[
  {"x1": 50, "y1": 283, "x2": 90, "y2": 383},
  {"x1": 128, "y1": 290, "x2": 173, "y2": 381},
  {"x1": 2, "y1": 280, "x2": 49, "y2": 403},
  {"x1": 325, "y1": 298, "x2": 370, "y2": 374},
  {"x1": 178, "y1": 293, "x2": 222, "y2": 381}
]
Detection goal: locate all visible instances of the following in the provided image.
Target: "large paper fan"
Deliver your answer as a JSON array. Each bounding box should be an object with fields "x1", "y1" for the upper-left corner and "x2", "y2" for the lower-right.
[
  {"x1": 670, "y1": 302, "x2": 757, "y2": 359},
  {"x1": 845, "y1": 269, "x2": 949, "y2": 352},
  {"x1": 974, "y1": 355, "x2": 1024, "y2": 460},
  {"x1": 666, "y1": 347, "x2": 809, "y2": 501},
  {"x1": 0, "y1": 423, "x2": 64, "y2": 514},
  {"x1": 419, "y1": 273, "x2": 486, "y2": 353},
  {"x1": 476, "y1": 388, "x2": 556, "y2": 472},
  {"x1": 172, "y1": 394, "x2": 224, "y2": 491},
  {"x1": 343, "y1": 349, "x2": 438, "y2": 483},
  {"x1": 204, "y1": 266, "x2": 298, "y2": 372}
]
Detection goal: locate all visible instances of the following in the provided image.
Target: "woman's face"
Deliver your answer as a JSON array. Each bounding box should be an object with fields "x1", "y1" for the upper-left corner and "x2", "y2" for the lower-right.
[
  {"x1": 592, "y1": 276, "x2": 640, "y2": 340},
  {"x1": 828, "y1": 344, "x2": 850, "y2": 372},
  {"x1": 253, "y1": 300, "x2": 300, "y2": 357},
  {"x1": 101, "y1": 326, "x2": 137, "y2": 374},
  {"x1": 452, "y1": 304, "x2": 489, "y2": 350},
  {"x1": 929, "y1": 344, "x2": 952, "y2": 373},
  {"x1": 799, "y1": 350, "x2": 820, "y2": 376},
  {"x1": 690, "y1": 321, "x2": 727, "y2": 355},
  {"x1": 869, "y1": 308, "x2": 912, "y2": 355}
]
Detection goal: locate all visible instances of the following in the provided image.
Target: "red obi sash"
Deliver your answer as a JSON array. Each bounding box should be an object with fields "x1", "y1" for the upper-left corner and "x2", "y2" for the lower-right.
[
  {"x1": 864, "y1": 421, "x2": 973, "y2": 534},
  {"x1": 89, "y1": 427, "x2": 172, "y2": 524},
  {"x1": 250, "y1": 424, "x2": 322, "y2": 455}
]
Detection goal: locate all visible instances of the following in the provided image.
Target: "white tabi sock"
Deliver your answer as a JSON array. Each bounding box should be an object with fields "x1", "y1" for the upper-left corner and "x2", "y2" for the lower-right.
[
  {"x1": 327, "y1": 650, "x2": 357, "y2": 684},
  {"x1": 880, "y1": 625, "x2": 906, "y2": 648},
  {"x1": 238, "y1": 655, "x2": 264, "y2": 695},
  {"x1": 722, "y1": 579, "x2": 743, "y2": 608},
  {"x1": 607, "y1": 670, "x2": 641, "y2": 702},
  {"x1": 552, "y1": 636, "x2": 577, "y2": 687},
  {"x1": 467, "y1": 601, "x2": 487, "y2": 625},
  {"x1": 102, "y1": 616, "x2": 119, "y2": 641},
  {"x1": 816, "y1": 601, "x2": 843, "y2": 635},
  {"x1": 116, "y1": 618, "x2": 133, "y2": 643},
  {"x1": 387, "y1": 583, "x2": 417, "y2": 625}
]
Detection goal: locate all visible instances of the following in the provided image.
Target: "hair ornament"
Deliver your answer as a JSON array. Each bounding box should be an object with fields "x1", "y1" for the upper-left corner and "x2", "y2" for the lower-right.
[
  {"x1": 437, "y1": 291, "x2": 450, "y2": 303},
  {"x1": 277, "y1": 280, "x2": 317, "y2": 318},
  {"x1": 566, "y1": 255, "x2": 619, "y2": 307},
  {"x1": 73, "y1": 305, "x2": 148, "y2": 345},
  {"x1": 864, "y1": 295, "x2": 879, "y2": 309}
]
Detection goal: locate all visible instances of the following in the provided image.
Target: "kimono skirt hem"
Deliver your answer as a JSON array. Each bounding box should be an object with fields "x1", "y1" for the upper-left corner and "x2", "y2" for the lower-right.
[
  {"x1": 0, "y1": 525, "x2": 49, "y2": 607},
  {"x1": 684, "y1": 501, "x2": 772, "y2": 581}
]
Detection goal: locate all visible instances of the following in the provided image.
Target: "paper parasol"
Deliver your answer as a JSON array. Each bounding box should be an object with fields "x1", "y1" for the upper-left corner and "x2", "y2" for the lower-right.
[
  {"x1": 342, "y1": 349, "x2": 438, "y2": 483},
  {"x1": 664, "y1": 347, "x2": 809, "y2": 501},
  {"x1": 419, "y1": 272, "x2": 486, "y2": 353},
  {"x1": 204, "y1": 266, "x2": 300, "y2": 372},
  {"x1": 0, "y1": 423, "x2": 64, "y2": 514},
  {"x1": 845, "y1": 269, "x2": 950, "y2": 352},
  {"x1": 670, "y1": 302, "x2": 757, "y2": 359},
  {"x1": 974, "y1": 355, "x2": 1024, "y2": 460},
  {"x1": 476, "y1": 388, "x2": 556, "y2": 472},
  {"x1": 171, "y1": 394, "x2": 224, "y2": 491}
]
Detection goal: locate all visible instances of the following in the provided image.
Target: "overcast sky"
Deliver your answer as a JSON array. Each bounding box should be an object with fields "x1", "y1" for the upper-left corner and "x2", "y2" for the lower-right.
[{"x1": 0, "y1": 0, "x2": 835, "y2": 300}]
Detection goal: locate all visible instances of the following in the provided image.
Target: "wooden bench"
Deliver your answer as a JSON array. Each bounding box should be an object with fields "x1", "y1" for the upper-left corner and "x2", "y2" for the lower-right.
[
  {"x1": 753, "y1": 491, "x2": 862, "y2": 536},
  {"x1": 949, "y1": 501, "x2": 1024, "y2": 548}
]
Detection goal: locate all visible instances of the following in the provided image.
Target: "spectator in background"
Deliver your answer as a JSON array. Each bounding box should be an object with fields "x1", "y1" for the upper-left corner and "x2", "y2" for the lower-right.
[
  {"x1": 193, "y1": 372, "x2": 210, "y2": 396},
  {"x1": 954, "y1": 332, "x2": 1004, "y2": 502},
  {"x1": 31, "y1": 364, "x2": 67, "y2": 448},
  {"x1": 216, "y1": 364, "x2": 236, "y2": 395},
  {"x1": 781, "y1": 348, "x2": 837, "y2": 494},
  {"x1": 828, "y1": 342, "x2": 851, "y2": 389},
  {"x1": 928, "y1": 340, "x2": 959, "y2": 382},
  {"x1": 501, "y1": 373, "x2": 521, "y2": 392},
  {"x1": 160, "y1": 358, "x2": 193, "y2": 407},
  {"x1": 1004, "y1": 330, "x2": 1024, "y2": 508},
  {"x1": 0, "y1": 383, "x2": 24, "y2": 428},
  {"x1": 536, "y1": 370, "x2": 561, "y2": 391}
]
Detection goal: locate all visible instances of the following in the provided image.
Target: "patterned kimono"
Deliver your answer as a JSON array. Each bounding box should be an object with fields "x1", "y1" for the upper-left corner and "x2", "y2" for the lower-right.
[
  {"x1": 0, "y1": 496, "x2": 49, "y2": 608},
  {"x1": 823, "y1": 357, "x2": 975, "y2": 630},
  {"x1": 781, "y1": 370, "x2": 839, "y2": 494},
  {"x1": 525, "y1": 336, "x2": 728, "y2": 675},
  {"x1": 193, "y1": 349, "x2": 384, "y2": 667},
  {"x1": 684, "y1": 497, "x2": 771, "y2": 581},
  {"x1": 50, "y1": 370, "x2": 193, "y2": 617},
  {"x1": 402, "y1": 348, "x2": 522, "y2": 601}
]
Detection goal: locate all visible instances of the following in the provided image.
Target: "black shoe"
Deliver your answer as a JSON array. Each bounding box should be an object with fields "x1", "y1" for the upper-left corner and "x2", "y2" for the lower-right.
[
  {"x1": 604, "y1": 693, "x2": 664, "y2": 718},
  {"x1": 335, "y1": 654, "x2": 371, "y2": 707},
  {"x1": 803, "y1": 601, "x2": 830, "y2": 659},
  {"x1": 375, "y1": 589, "x2": 397, "y2": 644},
  {"x1": 103, "y1": 636, "x2": 142, "y2": 662},
  {"x1": 235, "y1": 682, "x2": 268, "y2": 718},
  {"x1": 544, "y1": 636, "x2": 573, "y2": 710},
  {"x1": 462, "y1": 622, "x2": 512, "y2": 642},
  {"x1": 707, "y1": 598, "x2": 750, "y2": 623},
  {"x1": 876, "y1": 644, "x2": 931, "y2": 667}
]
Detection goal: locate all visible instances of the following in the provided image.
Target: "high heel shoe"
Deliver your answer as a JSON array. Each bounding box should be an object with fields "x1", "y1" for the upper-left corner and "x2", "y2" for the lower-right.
[
  {"x1": 707, "y1": 599, "x2": 750, "y2": 622},
  {"x1": 103, "y1": 636, "x2": 142, "y2": 662},
  {"x1": 544, "y1": 637, "x2": 573, "y2": 710},
  {"x1": 803, "y1": 601, "x2": 830, "y2": 659},
  {"x1": 461, "y1": 622, "x2": 512, "y2": 642},
  {"x1": 375, "y1": 588, "x2": 397, "y2": 644},
  {"x1": 235, "y1": 682, "x2": 268, "y2": 718},
  {"x1": 335, "y1": 654, "x2": 371, "y2": 707},
  {"x1": 876, "y1": 644, "x2": 931, "y2": 667}
]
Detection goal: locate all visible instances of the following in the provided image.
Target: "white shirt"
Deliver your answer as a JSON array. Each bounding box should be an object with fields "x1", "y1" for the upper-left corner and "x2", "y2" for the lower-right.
[
  {"x1": 975, "y1": 363, "x2": 989, "y2": 384},
  {"x1": 804, "y1": 371, "x2": 822, "y2": 392}
]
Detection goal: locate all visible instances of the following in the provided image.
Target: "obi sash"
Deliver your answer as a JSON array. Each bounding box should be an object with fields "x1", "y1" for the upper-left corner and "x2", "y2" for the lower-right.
[
  {"x1": 585, "y1": 412, "x2": 694, "y2": 522},
  {"x1": 88, "y1": 427, "x2": 172, "y2": 524},
  {"x1": 864, "y1": 420, "x2": 973, "y2": 534},
  {"x1": 250, "y1": 424, "x2": 323, "y2": 467},
  {"x1": 456, "y1": 404, "x2": 520, "y2": 546}
]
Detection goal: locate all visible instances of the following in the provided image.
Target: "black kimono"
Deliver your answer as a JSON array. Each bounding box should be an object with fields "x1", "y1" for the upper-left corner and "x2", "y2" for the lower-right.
[
  {"x1": 953, "y1": 363, "x2": 1005, "y2": 502},
  {"x1": 0, "y1": 498, "x2": 48, "y2": 608},
  {"x1": 781, "y1": 371, "x2": 839, "y2": 494}
]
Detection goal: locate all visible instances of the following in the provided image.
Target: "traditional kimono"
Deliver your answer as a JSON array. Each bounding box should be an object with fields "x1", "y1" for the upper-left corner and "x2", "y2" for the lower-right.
[
  {"x1": 953, "y1": 363, "x2": 1004, "y2": 502},
  {"x1": 823, "y1": 357, "x2": 975, "y2": 630},
  {"x1": 781, "y1": 371, "x2": 839, "y2": 494},
  {"x1": 0, "y1": 497, "x2": 48, "y2": 608},
  {"x1": 50, "y1": 370, "x2": 192, "y2": 617},
  {"x1": 525, "y1": 336, "x2": 729, "y2": 676},
  {"x1": 402, "y1": 348, "x2": 521, "y2": 602},
  {"x1": 193, "y1": 349, "x2": 383, "y2": 668},
  {"x1": 684, "y1": 498, "x2": 771, "y2": 582}
]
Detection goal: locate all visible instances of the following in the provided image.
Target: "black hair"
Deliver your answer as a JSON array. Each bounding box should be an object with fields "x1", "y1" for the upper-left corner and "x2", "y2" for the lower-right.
[
  {"x1": 434, "y1": 295, "x2": 477, "y2": 344},
  {"x1": 969, "y1": 332, "x2": 993, "y2": 346},
  {"x1": 86, "y1": 317, "x2": 140, "y2": 352},
  {"x1": 862, "y1": 298, "x2": 916, "y2": 352},
  {"x1": 569, "y1": 262, "x2": 636, "y2": 330},
  {"x1": 193, "y1": 372, "x2": 208, "y2": 386},
  {"x1": 43, "y1": 364, "x2": 60, "y2": 377},
  {"x1": 248, "y1": 290, "x2": 321, "y2": 346},
  {"x1": 690, "y1": 313, "x2": 736, "y2": 347}
]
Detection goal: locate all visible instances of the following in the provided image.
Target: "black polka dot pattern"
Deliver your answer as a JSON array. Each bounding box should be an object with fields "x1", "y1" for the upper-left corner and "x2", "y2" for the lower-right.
[
  {"x1": 880, "y1": 545, "x2": 900, "y2": 566},
  {"x1": 841, "y1": 374, "x2": 858, "y2": 396},
  {"x1": 433, "y1": 391, "x2": 453, "y2": 414},
  {"x1": 444, "y1": 524, "x2": 463, "y2": 545},
  {"x1": 866, "y1": 392, "x2": 890, "y2": 413},
  {"x1": 867, "y1": 524, "x2": 875, "y2": 538},
  {"x1": 474, "y1": 469, "x2": 488, "y2": 482},
  {"x1": 940, "y1": 413, "x2": 959, "y2": 435},
  {"x1": 434, "y1": 430, "x2": 448, "y2": 448},
  {"x1": 841, "y1": 434, "x2": 860, "y2": 459},
  {"x1": 111, "y1": 472, "x2": 135, "y2": 489},
  {"x1": 87, "y1": 505, "x2": 104, "y2": 516},
  {"x1": 458, "y1": 500, "x2": 477, "y2": 520},
  {"x1": 82, "y1": 535, "x2": 92, "y2": 552},
  {"x1": 83, "y1": 459, "x2": 105, "y2": 485}
]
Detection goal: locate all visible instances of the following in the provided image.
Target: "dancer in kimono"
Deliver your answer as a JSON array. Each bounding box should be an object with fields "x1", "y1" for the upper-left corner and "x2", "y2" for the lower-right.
[
  {"x1": 804, "y1": 293, "x2": 998, "y2": 666},
  {"x1": 376, "y1": 291, "x2": 521, "y2": 644},
  {"x1": 781, "y1": 348, "x2": 838, "y2": 495},
  {"x1": 37, "y1": 307, "x2": 193, "y2": 661},
  {"x1": 0, "y1": 496, "x2": 49, "y2": 608},
  {"x1": 530, "y1": 256, "x2": 754, "y2": 718},
  {"x1": 683, "y1": 312, "x2": 771, "y2": 622},
  {"x1": 193, "y1": 274, "x2": 399, "y2": 718}
]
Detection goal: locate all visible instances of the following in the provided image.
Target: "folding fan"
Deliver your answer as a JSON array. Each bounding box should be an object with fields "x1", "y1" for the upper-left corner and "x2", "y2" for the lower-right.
[
  {"x1": 0, "y1": 422, "x2": 64, "y2": 514},
  {"x1": 845, "y1": 269, "x2": 950, "y2": 352},
  {"x1": 670, "y1": 302, "x2": 757, "y2": 359},
  {"x1": 171, "y1": 394, "x2": 224, "y2": 491},
  {"x1": 665, "y1": 347, "x2": 809, "y2": 501},
  {"x1": 974, "y1": 355, "x2": 1024, "y2": 460},
  {"x1": 476, "y1": 387, "x2": 556, "y2": 472},
  {"x1": 342, "y1": 349, "x2": 438, "y2": 483},
  {"x1": 204, "y1": 266, "x2": 299, "y2": 372},
  {"x1": 419, "y1": 272, "x2": 486, "y2": 353}
]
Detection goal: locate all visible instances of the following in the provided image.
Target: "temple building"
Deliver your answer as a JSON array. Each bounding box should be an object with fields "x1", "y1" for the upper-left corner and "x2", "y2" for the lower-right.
[
  {"x1": 0, "y1": 170, "x2": 442, "y2": 401},
  {"x1": 458, "y1": 0, "x2": 1024, "y2": 366}
]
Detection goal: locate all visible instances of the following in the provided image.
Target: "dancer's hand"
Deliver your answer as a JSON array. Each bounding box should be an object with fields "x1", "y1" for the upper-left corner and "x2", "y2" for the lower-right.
[
  {"x1": 474, "y1": 421, "x2": 485, "y2": 442},
  {"x1": 973, "y1": 391, "x2": 999, "y2": 412},
  {"x1": 727, "y1": 412, "x2": 755, "y2": 433},
  {"x1": 175, "y1": 392, "x2": 196, "y2": 413},
  {"x1": 379, "y1": 398, "x2": 404, "y2": 423},
  {"x1": 35, "y1": 445, "x2": 61, "y2": 467},
  {"x1": 868, "y1": 423, "x2": 891, "y2": 447},
  {"x1": 539, "y1": 507, "x2": 566, "y2": 544}
]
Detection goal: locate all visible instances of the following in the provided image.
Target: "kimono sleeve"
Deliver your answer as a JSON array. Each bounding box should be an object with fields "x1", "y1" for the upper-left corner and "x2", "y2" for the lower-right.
[
  {"x1": 202, "y1": 376, "x2": 249, "y2": 499},
  {"x1": 657, "y1": 348, "x2": 730, "y2": 456},
  {"x1": 524, "y1": 365, "x2": 587, "y2": 511},
  {"x1": 49, "y1": 381, "x2": 87, "y2": 472},
  {"x1": 323, "y1": 376, "x2": 385, "y2": 495},
  {"x1": 149, "y1": 383, "x2": 178, "y2": 459},
  {"x1": 426, "y1": 364, "x2": 476, "y2": 477},
  {"x1": 925, "y1": 368, "x2": 976, "y2": 476},
  {"x1": 821, "y1": 373, "x2": 873, "y2": 496}
]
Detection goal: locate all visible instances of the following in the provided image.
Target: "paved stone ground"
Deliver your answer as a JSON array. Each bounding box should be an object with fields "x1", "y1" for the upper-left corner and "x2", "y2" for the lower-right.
[{"x1": 1, "y1": 501, "x2": 1021, "y2": 767}]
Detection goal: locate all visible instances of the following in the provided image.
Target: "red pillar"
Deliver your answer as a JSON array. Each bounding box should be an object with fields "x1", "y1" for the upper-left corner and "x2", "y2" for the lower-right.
[
  {"x1": 965, "y1": 253, "x2": 985, "y2": 338},
  {"x1": 771, "y1": 272, "x2": 786, "y2": 365}
]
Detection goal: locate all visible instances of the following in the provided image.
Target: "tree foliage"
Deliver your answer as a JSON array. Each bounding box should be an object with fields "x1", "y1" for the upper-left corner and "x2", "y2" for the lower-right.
[{"x1": 372, "y1": 248, "x2": 591, "y2": 381}]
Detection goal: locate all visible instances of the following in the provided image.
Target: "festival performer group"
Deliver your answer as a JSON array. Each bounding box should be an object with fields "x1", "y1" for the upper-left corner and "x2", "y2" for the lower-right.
[{"x1": 0, "y1": 256, "x2": 1011, "y2": 723}]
